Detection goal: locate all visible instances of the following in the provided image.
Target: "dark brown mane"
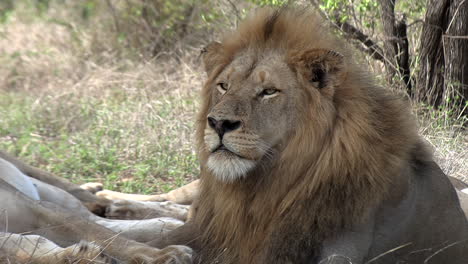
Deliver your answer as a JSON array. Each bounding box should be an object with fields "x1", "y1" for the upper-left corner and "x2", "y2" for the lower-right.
[{"x1": 193, "y1": 7, "x2": 425, "y2": 264}]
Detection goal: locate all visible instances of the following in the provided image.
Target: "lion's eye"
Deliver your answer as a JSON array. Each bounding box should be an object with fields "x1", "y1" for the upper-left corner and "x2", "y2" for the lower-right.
[
  {"x1": 260, "y1": 88, "x2": 279, "y2": 97},
  {"x1": 217, "y1": 82, "x2": 228, "y2": 92}
]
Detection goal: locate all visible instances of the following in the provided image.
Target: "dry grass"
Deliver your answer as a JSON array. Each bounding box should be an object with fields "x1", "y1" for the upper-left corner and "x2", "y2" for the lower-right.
[
  {"x1": 0, "y1": 3, "x2": 205, "y2": 193},
  {"x1": 0, "y1": 1, "x2": 466, "y2": 196},
  {"x1": 417, "y1": 111, "x2": 468, "y2": 182}
]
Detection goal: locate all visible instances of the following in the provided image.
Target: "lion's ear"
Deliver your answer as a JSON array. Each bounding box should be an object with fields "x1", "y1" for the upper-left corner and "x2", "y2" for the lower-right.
[
  {"x1": 291, "y1": 49, "x2": 344, "y2": 89},
  {"x1": 201, "y1": 41, "x2": 223, "y2": 75}
]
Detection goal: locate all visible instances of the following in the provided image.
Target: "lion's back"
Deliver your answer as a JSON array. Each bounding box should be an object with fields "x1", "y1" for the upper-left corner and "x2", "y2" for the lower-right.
[{"x1": 367, "y1": 157, "x2": 468, "y2": 263}]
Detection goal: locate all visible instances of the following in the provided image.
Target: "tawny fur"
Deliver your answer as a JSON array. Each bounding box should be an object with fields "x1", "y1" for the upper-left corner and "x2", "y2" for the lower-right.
[{"x1": 193, "y1": 7, "x2": 425, "y2": 263}]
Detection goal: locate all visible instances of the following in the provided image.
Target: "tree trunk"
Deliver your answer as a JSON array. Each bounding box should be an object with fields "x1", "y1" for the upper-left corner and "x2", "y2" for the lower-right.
[
  {"x1": 378, "y1": 0, "x2": 398, "y2": 82},
  {"x1": 395, "y1": 15, "x2": 412, "y2": 95},
  {"x1": 417, "y1": 0, "x2": 467, "y2": 116},
  {"x1": 378, "y1": 0, "x2": 412, "y2": 95},
  {"x1": 443, "y1": 0, "x2": 468, "y2": 116}
]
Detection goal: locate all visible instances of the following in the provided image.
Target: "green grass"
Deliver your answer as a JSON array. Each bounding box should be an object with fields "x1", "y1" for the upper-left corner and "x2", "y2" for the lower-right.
[{"x1": 0, "y1": 90, "x2": 200, "y2": 193}]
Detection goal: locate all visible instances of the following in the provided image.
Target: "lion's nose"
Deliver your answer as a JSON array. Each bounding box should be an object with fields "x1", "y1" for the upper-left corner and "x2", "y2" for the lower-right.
[{"x1": 207, "y1": 117, "x2": 241, "y2": 137}]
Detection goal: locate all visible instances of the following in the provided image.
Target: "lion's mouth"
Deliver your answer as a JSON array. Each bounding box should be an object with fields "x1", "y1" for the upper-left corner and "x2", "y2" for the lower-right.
[
  {"x1": 213, "y1": 144, "x2": 229, "y2": 152},
  {"x1": 212, "y1": 144, "x2": 246, "y2": 159},
  {"x1": 212, "y1": 144, "x2": 228, "y2": 153}
]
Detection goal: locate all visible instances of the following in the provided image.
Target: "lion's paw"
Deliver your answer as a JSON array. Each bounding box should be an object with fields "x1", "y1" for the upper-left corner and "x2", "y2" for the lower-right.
[
  {"x1": 131, "y1": 245, "x2": 192, "y2": 264},
  {"x1": 80, "y1": 182, "x2": 104, "y2": 194},
  {"x1": 65, "y1": 240, "x2": 117, "y2": 264},
  {"x1": 158, "y1": 245, "x2": 193, "y2": 264},
  {"x1": 105, "y1": 200, "x2": 139, "y2": 219}
]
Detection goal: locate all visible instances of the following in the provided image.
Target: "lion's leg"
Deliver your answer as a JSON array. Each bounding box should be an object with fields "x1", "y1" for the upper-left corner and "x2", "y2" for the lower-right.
[
  {"x1": 95, "y1": 217, "x2": 184, "y2": 243},
  {"x1": 31, "y1": 176, "x2": 185, "y2": 242},
  {"x1": 96, "y1": 190, "x2": 167, "y2": 202},
  {"x1": 146, "y1": 222, "x2": 200, "y2": 252},
  {"x1": 0, "y1": 178, "x2": 192, "y2": 263},
  {"x1": 0, "y1": 232, "x2": 115, "y2": 264},
  {"x1": 105, "y1": 200, "x2": 189, "y2": 221},
  {"x1": 159, "y1": 180, "x2": 199, "y2": 204},
  {"x1": 97, "y1": 180, "x2": 199, "y2": 205},
  {"x1": 0, "y1": 151, "x2": 111, "y2": 215},
  {"x1": 30, "y1": 176, "x2": 96, "y2": 218}
]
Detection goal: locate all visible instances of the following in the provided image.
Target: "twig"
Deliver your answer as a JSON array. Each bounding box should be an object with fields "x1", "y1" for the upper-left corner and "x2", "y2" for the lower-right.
[
  {"x1": 365, "y1": 243, "x2": 412, "y2": 263},
  {"x1": 424, "y1": 240, "x2": 468, "y2": 263},
  {"x1": 443, "y1": 35, "x2": 468, "y2": 39},
  {"x1": 446, "y1": 0, "x2": 467, "y2": 33}
]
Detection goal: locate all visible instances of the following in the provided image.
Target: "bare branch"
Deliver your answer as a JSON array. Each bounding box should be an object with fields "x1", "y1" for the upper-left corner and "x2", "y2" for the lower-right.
[
  {"x1": 308, "y1": 0, "x2": 384, "y2": 62},
  {"x1": 443, "y1": 34, "x2": 468, "y2": 39},
  {"x1": 334, "y1": 19, "x2": 385, "y2": 62}
]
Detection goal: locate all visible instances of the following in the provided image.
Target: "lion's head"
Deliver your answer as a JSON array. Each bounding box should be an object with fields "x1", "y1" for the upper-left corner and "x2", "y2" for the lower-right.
[
  {"x1": 192, "y1": 7, "x2": 425, "y2": 263},
  {"x1": 199, "y1": 8, "x2": 352, "y2": 182}
]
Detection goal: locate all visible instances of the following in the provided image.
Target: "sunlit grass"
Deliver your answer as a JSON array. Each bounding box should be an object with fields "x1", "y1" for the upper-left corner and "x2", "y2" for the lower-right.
[{"x1": 0, "y1": 84, "x2": 200, "y2": 193}]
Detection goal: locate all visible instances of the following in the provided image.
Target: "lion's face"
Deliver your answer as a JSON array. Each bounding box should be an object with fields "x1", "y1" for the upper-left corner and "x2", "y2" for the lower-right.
[
  {"x1": 200, "y1": 37, "x2": 345, "y2": 183},
  {"x1": 204, "y1": 52, "x2": 301, "y2": 182}
]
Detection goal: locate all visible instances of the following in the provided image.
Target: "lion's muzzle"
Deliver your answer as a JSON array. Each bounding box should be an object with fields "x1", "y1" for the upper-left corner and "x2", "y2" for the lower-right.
[{"x1": 207, "y1": 116, "x2": 242, "y2": 138}]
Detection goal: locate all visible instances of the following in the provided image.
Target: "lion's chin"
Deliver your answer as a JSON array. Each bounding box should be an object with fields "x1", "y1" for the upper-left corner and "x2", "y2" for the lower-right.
[{"x1": 206, "y1": 151, "x2": 256, "y2": 182}]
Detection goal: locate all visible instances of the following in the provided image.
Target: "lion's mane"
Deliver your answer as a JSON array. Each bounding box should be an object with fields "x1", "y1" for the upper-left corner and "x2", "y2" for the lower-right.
[{"x1": 192, "y1": 7, "x2": 428, "y2": 263}]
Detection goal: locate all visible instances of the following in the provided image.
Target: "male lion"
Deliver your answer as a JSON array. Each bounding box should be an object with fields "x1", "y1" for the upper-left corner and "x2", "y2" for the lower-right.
[{"x1": 148, "y1": 7, "x2": 468, "y2": 264}]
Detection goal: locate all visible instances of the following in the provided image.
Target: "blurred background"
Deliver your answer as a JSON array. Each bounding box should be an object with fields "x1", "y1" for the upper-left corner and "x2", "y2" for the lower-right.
[{"x1": 0, "y1": 0, "x2": 466, "y2": 193}]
